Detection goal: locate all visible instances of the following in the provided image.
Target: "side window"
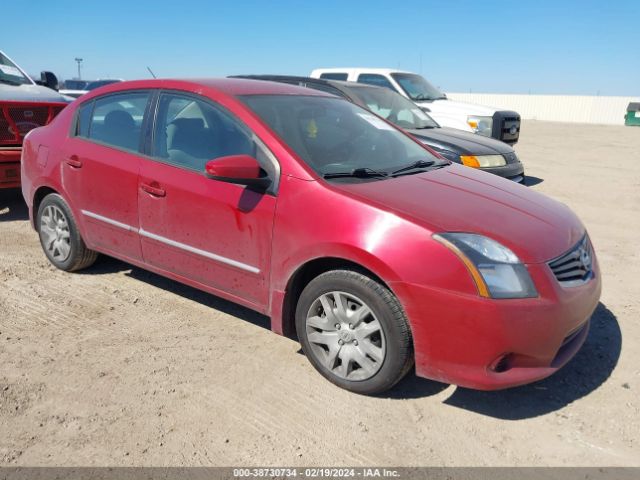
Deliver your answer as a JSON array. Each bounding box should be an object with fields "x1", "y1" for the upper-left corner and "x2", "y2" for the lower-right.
[
  {"x1": 75, "y1": 101, "x2": 94, "y2": 137},
  {"x1": 319, "y1": 73, "x2": 348, "y2": 81},
  {"x1": 87, "y1": 92, "x2": 150, "y2": 152},
  {"x1": 357, "y1": 74, "x2": 395, "y2": 91},
  {"x1": 152, "y1": 93, "x2": 257, "y2": 172}
]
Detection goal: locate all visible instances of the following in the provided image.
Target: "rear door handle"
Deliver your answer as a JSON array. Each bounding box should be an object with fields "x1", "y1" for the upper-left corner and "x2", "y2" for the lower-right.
[
  {"x1": 65, "y1": 155, "x2": 83, "y2": 168},
  {"x1": 140, "y1": 182, "x2": 166, "y2": 197}
]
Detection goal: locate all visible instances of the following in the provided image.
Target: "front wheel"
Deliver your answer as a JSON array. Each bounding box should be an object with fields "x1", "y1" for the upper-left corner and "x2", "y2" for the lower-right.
[
  {"x1": 295, "y1": 270, "x2": 414, "y2": 395},
  {"x1": 37, "y1": 193, "x2": 98, "y2": 272}
]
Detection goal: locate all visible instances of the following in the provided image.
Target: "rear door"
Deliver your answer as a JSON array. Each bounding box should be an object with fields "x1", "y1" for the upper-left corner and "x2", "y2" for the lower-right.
[
  {"x1": 137, "y1": 91, "x2": 278, "y2": 307},
  {"x1": 61, "y1": 90, "x2": 151, "y2": 261}
]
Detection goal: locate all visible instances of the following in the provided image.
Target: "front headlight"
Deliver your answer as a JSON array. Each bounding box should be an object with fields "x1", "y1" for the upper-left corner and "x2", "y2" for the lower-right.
[
  {"x1": 433, "y1": 233, "x2": 538, "y2": 299},
  {"x1": 460, "y1": 154, "x2": 506, "y2": 168},
  {"x1": 467, "y1": 115, "x2": 493, "y2": 137}
]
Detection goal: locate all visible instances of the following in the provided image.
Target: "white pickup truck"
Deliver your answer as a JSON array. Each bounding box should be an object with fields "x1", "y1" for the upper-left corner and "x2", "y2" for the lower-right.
[{"x1": 310, "y1": 68, "x2": 520, "y2": 144}]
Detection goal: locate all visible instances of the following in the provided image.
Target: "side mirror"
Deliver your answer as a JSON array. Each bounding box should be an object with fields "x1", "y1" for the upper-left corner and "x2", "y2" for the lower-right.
[
  {"x1": 38, "y1": 71, "x2": 59, "y2": 91},
  {"x1": 205, "y1": 154, "x2": 271, "y2": 190}
]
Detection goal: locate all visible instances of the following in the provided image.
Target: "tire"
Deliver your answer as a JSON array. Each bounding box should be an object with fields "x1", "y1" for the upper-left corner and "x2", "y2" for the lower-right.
[
  {"x1": 37, "y1": 193, "x2": 98, "y2": 272},
  {"x1": 295, "y1": 269, "x2": 413, "y2": 395}
]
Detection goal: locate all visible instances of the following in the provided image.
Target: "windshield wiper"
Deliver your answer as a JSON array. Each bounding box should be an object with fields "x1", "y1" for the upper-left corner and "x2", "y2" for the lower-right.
[
  {"x1": 323, "y1": 167, "x2": 388, "y2": 179},
  {"x1": 413, "y1": 94, "x2": 433, "y2": 101},
  {"x1": 390, "y1": 159, "x2": 436, "y2": 176}
]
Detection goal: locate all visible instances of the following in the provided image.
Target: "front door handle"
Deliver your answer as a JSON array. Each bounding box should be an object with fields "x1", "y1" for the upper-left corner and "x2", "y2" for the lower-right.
[
  {"x1": 140, "y1": 182, "x2": 166, "y2": 197},
  {"x1": 65, "y1": 155, "x2": 83, "y2": 168}
]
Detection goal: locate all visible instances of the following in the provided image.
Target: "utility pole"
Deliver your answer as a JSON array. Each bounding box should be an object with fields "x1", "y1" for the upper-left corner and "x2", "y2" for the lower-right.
[{"x1": 74, "y1": 57, "x2": 83, "y2": 79}]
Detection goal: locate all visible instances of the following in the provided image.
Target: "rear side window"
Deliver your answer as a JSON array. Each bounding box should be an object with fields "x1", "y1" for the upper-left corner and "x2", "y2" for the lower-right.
[
  {"x1": 82, "y1": 92, "x2": 150, "y2": 152},
  {"x1": 357, "y1": 74, "x2": 395, "y2": 90},
  {"x1": 319, "y1": 73, "x2": 348, "y2": 81},
  {"x1": 75, "y1": 101, "x2": 93, "y2": 137}
]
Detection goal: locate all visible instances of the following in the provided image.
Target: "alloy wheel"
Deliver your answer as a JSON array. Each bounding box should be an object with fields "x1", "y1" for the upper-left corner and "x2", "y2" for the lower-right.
[{"x1": 39, "y1": 204, "x2": 72, "y2": 262}]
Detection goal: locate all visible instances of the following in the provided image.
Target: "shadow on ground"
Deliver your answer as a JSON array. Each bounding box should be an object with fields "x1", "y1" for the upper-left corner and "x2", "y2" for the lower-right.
[
  {"x1": 440, "y1": 302, "x2": 620, "y2": 419},
  {"x1": 82, "y1": 257, "x2": 620, "y2": 418},
  {"x1": 83, "y1": 256, "x2": 271, "y2": 331},
  {"x1": 0, "y1": 189, "x2": 28, "y2": 222},
  {"x1": 525, "y1": 175, "x2": 544, "y2": 186}
]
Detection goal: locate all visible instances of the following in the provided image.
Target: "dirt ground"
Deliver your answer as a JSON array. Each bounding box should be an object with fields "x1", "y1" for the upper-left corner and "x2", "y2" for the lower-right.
[{"x1": 1, "y1": 121, "x2": 639, "y2": 467}]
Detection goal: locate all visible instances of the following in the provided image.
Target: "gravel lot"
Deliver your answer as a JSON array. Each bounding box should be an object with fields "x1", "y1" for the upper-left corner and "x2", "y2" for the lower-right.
[{"x1": 1, "y1": 120, "x2": 638, "y2": 466}]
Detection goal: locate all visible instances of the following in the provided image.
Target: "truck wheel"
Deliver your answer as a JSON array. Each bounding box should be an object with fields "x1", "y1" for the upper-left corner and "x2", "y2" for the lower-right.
[
  {"x1": 295, "y1": 270, "x2": 414, "y2": 395},
  {"x1": 37, "y1": 193, "x2": 97, "y2": 272}
]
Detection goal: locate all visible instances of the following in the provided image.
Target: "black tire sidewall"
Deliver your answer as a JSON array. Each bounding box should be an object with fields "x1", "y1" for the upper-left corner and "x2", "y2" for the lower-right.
[
  {"x1": 295, "y1": 270, "x2": 412, "y2": 395},
  {"x1": 37, "y1": 194, "x2": 84, "y2": 271}
]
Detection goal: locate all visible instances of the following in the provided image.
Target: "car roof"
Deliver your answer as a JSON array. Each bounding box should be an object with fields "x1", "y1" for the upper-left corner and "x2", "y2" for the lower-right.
[
  {"x1": 230, "y1": 74, "x2": 396, "y2": 99},
  {"x1": 231, "y1": 74, "x2": 347, "y2": 93},
  {"x1": 311, "y1": 67, "x2": 412, "y2": 75},
  {"x1": 80, "y1": 78, "x2": 335, "y2": 99}
]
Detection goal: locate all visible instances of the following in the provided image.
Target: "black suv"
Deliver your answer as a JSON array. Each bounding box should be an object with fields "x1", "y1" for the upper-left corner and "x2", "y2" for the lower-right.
[{"x1": 232, "y1": 75, "x2": 525, "y2": 183}]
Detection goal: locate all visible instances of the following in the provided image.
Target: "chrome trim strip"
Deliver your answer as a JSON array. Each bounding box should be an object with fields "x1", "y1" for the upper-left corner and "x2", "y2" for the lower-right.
[
  {"x1": 81, "y1": 210, "x2": 138, "y2": 232},
  {"x1": 139, "y1": 228, "x2": 260, "y2": 274},
  {"x1": 81, "y1": 210, "x2": 260, "y2": 274}
]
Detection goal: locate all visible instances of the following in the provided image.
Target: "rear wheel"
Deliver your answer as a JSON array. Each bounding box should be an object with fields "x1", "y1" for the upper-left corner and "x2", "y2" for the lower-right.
[
  {"x1": 296, "y1": 270, "x2": 413, "y2": 395},
  {"x1": 37, "y1": 193, "x2": 97, "y2": 272}
]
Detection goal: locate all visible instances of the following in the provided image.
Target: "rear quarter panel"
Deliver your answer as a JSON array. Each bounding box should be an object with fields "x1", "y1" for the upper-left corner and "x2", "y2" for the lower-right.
[{"x1": 21, "y1": 104, "x2": 77, "y2": 228}]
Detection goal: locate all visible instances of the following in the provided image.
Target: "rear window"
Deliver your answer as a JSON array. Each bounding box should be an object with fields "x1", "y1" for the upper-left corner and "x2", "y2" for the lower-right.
[
  {"x1": 319, "y1": 73, "x2": 348, "y2": 81},
  {"x1": 356, "y1": 74, "x2": 395, "y2": 90},
  {"x1": 76, "y1": 92, "x2": 150, "y2": 152}
]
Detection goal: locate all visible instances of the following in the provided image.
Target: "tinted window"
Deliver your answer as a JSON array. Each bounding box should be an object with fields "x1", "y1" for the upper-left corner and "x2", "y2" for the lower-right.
[
  {"x1": 357, "y1": 74, "x2": 395, "y2": 90},
  {"x1": 241, "y1": 95, "x2": 440, "y2": 179},
  {"x1": 64, "y1": 80, "x2": 88, "y2": 90},
  {"x1": 85, "y1": 80, "x2": 122, "y2": 91},
  {"x1": 152, "y1": 93, "x2": 257, "y2": 172},
  {"x1": 75, "y1": 101, "x2": 94, "y2": 137},
  {"x1": 319, "y1": 73, "x2": 348, "y2": 81},
  {"x1": 347, "y1": 86, "x2": 439, "y2": 130},
  {"x1": 87, "y1": 92, "x2": 149, "y2": 152}
]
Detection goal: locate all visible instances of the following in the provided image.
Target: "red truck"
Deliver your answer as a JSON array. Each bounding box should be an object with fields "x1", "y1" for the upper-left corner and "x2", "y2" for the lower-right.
[{"x1": 1, "y1": 50, "x2": 70, "y2": 189}]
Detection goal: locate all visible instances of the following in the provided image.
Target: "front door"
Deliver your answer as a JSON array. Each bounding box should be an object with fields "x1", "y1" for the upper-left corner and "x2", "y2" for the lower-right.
[{"x1": 137, "y1": 91, "x2": 278, "y2": 308}]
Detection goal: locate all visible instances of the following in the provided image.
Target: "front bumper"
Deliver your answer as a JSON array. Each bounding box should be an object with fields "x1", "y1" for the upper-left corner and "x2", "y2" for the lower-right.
[
  {"x1": 481, "y1": 161, "x2": 525, "y2": 183},
  {"x1": 0, "y1": 148, "x2": 21, "y2": 189},
  {"x1": 392, "y1": 258, "x2": 601, "y2": 390}
]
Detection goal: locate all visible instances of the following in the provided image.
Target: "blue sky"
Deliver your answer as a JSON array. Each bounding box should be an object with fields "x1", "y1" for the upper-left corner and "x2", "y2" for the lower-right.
[{"x1": 4, "y1": 0, "x2": 639, "y2": 95}]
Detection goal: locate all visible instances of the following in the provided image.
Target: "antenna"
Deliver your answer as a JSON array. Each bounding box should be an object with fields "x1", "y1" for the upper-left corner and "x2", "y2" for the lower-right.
[{"x1": 146, "y1": 66, "x2": 157, "y2": 79}]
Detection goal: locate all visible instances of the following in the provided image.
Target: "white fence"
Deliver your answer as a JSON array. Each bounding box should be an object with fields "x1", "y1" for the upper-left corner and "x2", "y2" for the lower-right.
[{"x1": 448, "y1": 93, "x2": 638, "y2": 125}]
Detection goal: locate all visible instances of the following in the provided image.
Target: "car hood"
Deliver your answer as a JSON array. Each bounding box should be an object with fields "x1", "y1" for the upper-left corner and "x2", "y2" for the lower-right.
[
  {"x1": 335, "y1": 164, "x2": 584, "y2": 264},
  {"x1": 0, "y1": 83, "x2": 71, "y2": 103},
  {"x1": 408, "y1": 126, "x2": 514, "y2": 155},
  {"x1": 415, "y1": 98, "x2": 497, "y2": 116}
]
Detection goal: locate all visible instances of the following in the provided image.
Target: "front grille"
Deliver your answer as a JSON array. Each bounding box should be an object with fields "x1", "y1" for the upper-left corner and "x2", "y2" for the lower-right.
[
  {"x1": 0, "y1": 104, "x2": 66, "y2": 145},
  {"x1": 548, "y1": 236, "x2": 593, "y2": 286},
  {"x1": 492, "y1": 110, "x2": 520, "y2": 145}
]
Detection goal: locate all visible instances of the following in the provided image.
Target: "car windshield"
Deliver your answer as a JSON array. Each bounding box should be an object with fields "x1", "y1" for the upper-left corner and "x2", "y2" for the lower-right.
[
  {"x1": 347, "y1": 86, "x2": 439, "y2": 130},
  {"x1": 391, "y1": 73, "x2": 446, "y2": 102},
  {"x1": 85, "y1": 80, "x2": 121, "y2": 90},
  {"x1": 241, "y1": 95, "x2": 442, "y2": 180},
  {"x1": 0, "y1": 52, "x2": 31, "y2": 86}
]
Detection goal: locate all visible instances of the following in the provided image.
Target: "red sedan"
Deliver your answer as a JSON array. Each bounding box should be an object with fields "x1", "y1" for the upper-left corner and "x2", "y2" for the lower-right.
[{"x1": 20, "y1": 79, "x2": 601, "y2": 394}]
